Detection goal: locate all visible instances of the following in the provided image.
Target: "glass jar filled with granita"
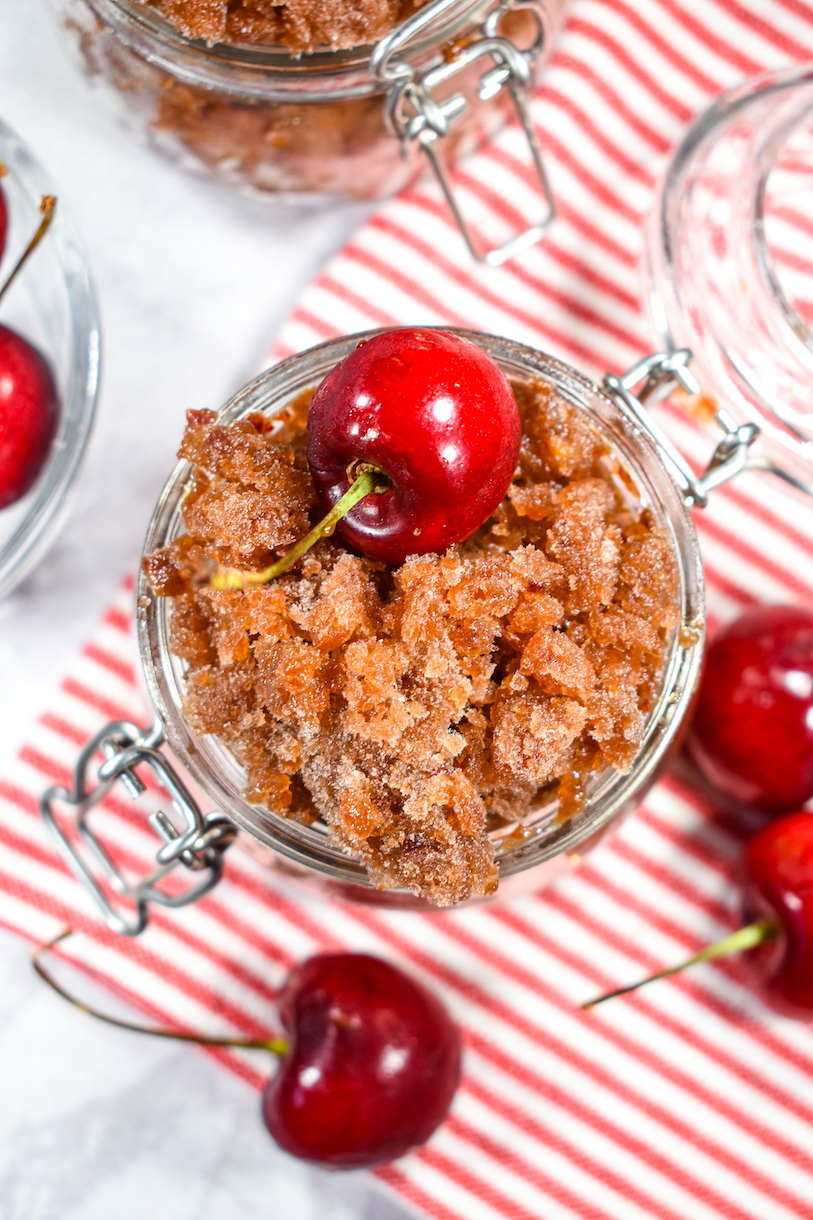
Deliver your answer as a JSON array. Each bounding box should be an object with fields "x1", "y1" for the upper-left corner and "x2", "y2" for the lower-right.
[
  {"x1": 49, "y1": 0, "x2": 565, "y2": 258},
  {"x1": 117, "y1": 328, "x2": 706, "y2": 916}
]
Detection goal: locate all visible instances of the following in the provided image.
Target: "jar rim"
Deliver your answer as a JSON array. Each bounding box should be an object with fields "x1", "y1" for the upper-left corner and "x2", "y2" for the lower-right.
[
  {"x1": 136, "y1": 328, "x2": 705, "y2": 901},
  {"x1": 82, "y1": 0, "x2": 500, "y2": 93}
]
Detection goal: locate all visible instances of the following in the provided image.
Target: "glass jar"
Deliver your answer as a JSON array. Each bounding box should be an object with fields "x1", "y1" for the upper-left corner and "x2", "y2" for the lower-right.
[
  {"x1": 646, "y1": 65, "x2": 813, "y2": 498},
  {"x1": 118, "y1": 329, "x2": 704, "y2": 914},
  {"x1": 50, "y1": 0, "x2": 564, "y2": 260}
]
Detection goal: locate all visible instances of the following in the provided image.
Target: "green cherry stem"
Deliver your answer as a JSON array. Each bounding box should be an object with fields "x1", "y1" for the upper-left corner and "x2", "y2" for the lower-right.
[
  {"x1": 32, "y1": 929, "x2": 287, "y2": 1055},
  {"x1": 211, "y1": 466, "x2": 387, "y2": 590},
  {"x1": 581, "y1": 917, "x2": 779, "y2": 1012},
  {"x1": 0, "y1": 194, "x2": 57, "y2": 307}
]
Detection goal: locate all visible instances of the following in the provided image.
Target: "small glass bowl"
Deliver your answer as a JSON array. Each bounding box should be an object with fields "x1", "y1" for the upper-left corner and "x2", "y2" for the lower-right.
[
  {"x1": 137, "y1": 329, "x2": 704, "y2": 907},
  {"x1": 0, "y1": 118, "x2": 101, "y2": 601}
]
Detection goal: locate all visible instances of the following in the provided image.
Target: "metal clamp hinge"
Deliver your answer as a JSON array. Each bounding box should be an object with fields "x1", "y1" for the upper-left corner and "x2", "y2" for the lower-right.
[
  {"x1": 372, "y1": 0, "x2": 555, "y2": 265},
  {"x1": 605, "y1": 349, "x2": 766, "y2": 508},
  {"x1": 41, "y1": 720, "x2": 236, "y2": 936}
]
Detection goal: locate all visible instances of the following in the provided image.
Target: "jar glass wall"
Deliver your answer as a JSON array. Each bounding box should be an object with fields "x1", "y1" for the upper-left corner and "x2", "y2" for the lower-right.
[
  {"x1": 49, "y1": 0, "x2": 565, "y2": 204},
  {"x1": 137, "y1": 330, "x2": 704, "y2": 909},
  {"x1": 646, "y1": 65, "x2": 813, "y2": 497}
]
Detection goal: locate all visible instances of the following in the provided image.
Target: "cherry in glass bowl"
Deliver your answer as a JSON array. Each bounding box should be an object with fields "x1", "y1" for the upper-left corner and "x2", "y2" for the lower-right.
[{"x1": 0, "y1": 117, "x2": 100, "y2": 601}]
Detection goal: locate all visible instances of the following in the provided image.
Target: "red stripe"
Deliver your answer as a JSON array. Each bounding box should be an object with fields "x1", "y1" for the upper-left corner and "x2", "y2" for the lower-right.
[
  {"x1": 39, "y1": 712, "x2": 90, "y2": 747},
  {"x1": 768, "y1": 243, "x2": 813, "y2": 278},
  {"x1": 286, "y1": 305, "x2": 340, "y2": 341},
  {"x1": 61, "y1": 676, "x2": 140, "y2": 723},
  {"x1": 317, "y1": 274, "x2": 401, "y2": 329},
  {"x1": 103, "y1": 605, "x2": 131, "y2": 635},
  {"x1": 770, "y1": 0, "x2": 813, "y2": 28},
  {"x1": 554, "y1": 52, "x2": 672, "y2": 152},
  {"x1": 543, "y1": 84, "x2": 656, "y2": 183},
  {"x1": 707, "y1": 0, "x2": 813, "y2": 57},
  {"x1": 82, "y1": 641, "x2": 138, "y2": 687},
  {"x1": 694, "y1": 510, "x2": 813, "y2": 601},
  {"x1": 458, "y1": 1072, "x2": 690, "y2": 1220},
  {"x1": 604, "y1": 835, "x2": 731, "y2": 925},
  {"x1": 377, "y1": 1165, "x2": 464, "y2": 1220},
  {"x1": 565, "y1": 14, "x2": 709, "y2": 113},
  {"x1": 644, "y1": 0, "x2": 761, "y2": 75}
]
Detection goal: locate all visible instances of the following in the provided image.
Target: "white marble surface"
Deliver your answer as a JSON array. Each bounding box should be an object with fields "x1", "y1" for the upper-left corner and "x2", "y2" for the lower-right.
[{"x1": 0, "y1": 3, "x2": 414, "y2": 1215}]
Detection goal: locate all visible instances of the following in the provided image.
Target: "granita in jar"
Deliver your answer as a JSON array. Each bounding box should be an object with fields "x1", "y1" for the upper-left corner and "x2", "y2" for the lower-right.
[{"x1": 143, "y1": 328, "x2": 678, "y2": 907}]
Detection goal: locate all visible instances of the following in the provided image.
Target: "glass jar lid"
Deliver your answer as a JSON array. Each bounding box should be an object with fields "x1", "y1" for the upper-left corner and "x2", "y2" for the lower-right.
[{"x1": 645, "y1": 65, "x2": 813, "y2": 497}]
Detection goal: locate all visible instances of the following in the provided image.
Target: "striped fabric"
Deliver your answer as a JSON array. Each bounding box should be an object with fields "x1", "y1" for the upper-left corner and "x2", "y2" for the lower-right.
[{"x1": 4, "y1": 1, "x2": 813, "y2": 1216}]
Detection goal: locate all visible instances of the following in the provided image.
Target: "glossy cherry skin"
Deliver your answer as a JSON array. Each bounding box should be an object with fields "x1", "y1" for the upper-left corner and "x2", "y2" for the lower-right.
[
  {"x1": 0, "y1": 324, "x2": 59, "y2": 509},
  {"x1": 262, "y1": 952, "x2": 461, "y2": 1168},
  {"x1": 306, "y1": 328, "x2": 521, "y2": 565},
  {"x1": 688, "y1": 605, "x2": 813, "y2": 812},
  {"x1": 742, "y1": 811, "x2": 813, "y2": 1015}
]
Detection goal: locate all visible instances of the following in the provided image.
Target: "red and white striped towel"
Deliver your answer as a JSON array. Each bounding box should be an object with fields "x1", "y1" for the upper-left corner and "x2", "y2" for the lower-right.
[{"x1": 4, "y1": 1, "x2": 813, "y2": 1217}]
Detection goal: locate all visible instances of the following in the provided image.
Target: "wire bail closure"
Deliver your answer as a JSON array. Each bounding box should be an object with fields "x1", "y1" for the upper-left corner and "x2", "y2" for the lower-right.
[
  {"x1": 604, "y1": 348, "x2": 813, "y2": 507},
  {"x1": 41, "y1": 720, "x2": 236, "y2": 936},
  {"x1": 372, "y1": 0, "x2": 555, "y2": 265}
]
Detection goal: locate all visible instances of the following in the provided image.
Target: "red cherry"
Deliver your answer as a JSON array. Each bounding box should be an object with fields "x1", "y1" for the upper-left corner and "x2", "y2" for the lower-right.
[
  {"x1": 0, "y1": 323, "x2": 59, "y2": 508},
  {"x1": 688, "y1": 605, "x2": 813, "y2": 812},
  {"x1": 306, "y1": 328, "x2": 521, "y2": 565},
  {"x1": 742, "y1": 811, "x2": 813, "y2": 1015},
  {"x1": 262, "y1": 952, "x2": 461, "y2": 1168}
]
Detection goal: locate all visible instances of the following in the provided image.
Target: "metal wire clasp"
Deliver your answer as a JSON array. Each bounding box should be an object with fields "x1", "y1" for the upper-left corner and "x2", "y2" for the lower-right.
[
  {"x1": 372, "y1": 0, "x2": 555, "y2": 265},
  {"x1": 41, "y1": 720, "x2": 236, "y2": 936},
  {"x1": 604, "y1": 348, "x2": 813, "y2": 507}
]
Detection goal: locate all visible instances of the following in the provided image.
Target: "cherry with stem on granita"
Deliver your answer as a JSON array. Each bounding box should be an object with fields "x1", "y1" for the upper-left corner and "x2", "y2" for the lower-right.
[
  {"x1": 688, "y1": 604, "x2": 813, "y2": 813},
  {"x1": 0, "y1": 193, "x2": 59, "y2": 510},
  {"x1": 34, "y1": 935, "x2": 462, "y2": 1168},
  {"x1": 212, "y1": 327, "x2": 522, "y2": 588},
  {"x1": 581, "y1": 811, "x2": 813, "y2": 1018}
]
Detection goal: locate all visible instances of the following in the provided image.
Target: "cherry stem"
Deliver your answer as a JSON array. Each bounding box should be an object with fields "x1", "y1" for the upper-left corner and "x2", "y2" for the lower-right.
[
  {"x1": 211, "y1": 465, "x2": 386, "y2": 590},
  {"x1": 581, "y1": 917, "x2": 780, "y2": 1011},
  {"x1": 0, "y1": 194, "x2": 57, "y2": 307},
  {"x1": 32, "y1": 928, "x2": 288, "y2": 1056}
]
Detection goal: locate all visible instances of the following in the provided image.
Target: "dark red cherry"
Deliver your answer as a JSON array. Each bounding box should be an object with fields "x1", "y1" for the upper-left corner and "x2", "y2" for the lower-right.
[
  {"x1": 742, "y1": 811, "x2": 813, "y2": 1015},
  {"x1": 306, "y1": 328, "x2": 521, "y2": 565},
  {"x1": 688, "y1": 605, "x2": 813, "y2": 812},
  {"x1": 0, "y1": 323, "x2": 59, "y2": 508},
  {"x1": 262, "y1": 952, "x2": 461, "y2": 1168}
]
